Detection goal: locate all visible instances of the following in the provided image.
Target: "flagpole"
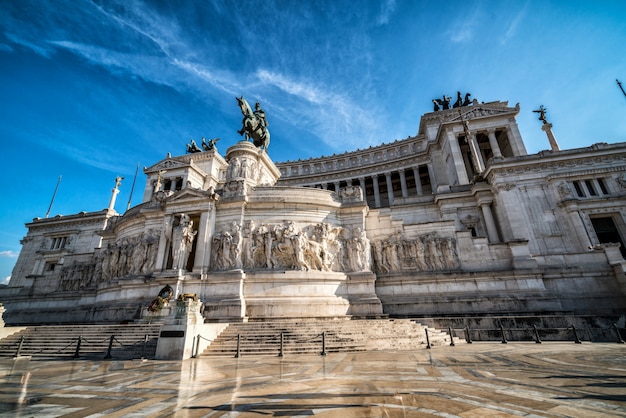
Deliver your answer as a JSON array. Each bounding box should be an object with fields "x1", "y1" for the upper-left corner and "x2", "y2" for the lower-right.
[
  {"x1": 45, "y1": 175, "x2": 62, "y2": 218},
  {"x1": 127, "y1": 162, "x2": 140, "y2": 211},
  {"x1": 617, "y1": 79, "x2": 626, "y2": 100}
]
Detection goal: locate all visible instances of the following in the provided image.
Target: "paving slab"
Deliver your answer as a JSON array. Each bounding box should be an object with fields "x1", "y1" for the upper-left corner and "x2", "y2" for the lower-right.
[{"x1": 0, "y1": 342, "x2": 625, "y2": 417}]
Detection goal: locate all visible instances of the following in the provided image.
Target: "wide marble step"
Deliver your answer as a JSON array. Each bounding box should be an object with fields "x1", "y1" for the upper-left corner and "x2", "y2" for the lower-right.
[{"x1": 201, "y1": 319, "x2": 455, "y2": 356}]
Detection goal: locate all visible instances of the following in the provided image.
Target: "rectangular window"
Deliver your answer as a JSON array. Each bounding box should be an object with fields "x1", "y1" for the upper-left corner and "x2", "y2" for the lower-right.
[
  {"x1": 572, "y1": 181, "x2": 585, "y2": 197},
  {"x1": 51, "y1": 237, "x2": 67, "y2": 250},
  {"x1": 584, "y1": 180, "x2": 597, "y2": 196},
  {"x1": 590, "y1": 216, "x2": 626, "y2": 258},
  {"x1": 597, "y1": 178, "x2": 609, "y2": 195}
]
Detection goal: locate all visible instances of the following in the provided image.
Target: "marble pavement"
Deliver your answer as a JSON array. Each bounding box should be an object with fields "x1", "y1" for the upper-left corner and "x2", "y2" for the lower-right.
[{"x1": 0, "y1": 343, "x2": 625, "y2": 417}]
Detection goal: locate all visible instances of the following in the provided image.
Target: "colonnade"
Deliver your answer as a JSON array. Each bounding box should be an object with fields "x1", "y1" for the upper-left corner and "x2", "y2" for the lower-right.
[{"x1": 307, "y1": 164, "x2": 434, "y2": 208}]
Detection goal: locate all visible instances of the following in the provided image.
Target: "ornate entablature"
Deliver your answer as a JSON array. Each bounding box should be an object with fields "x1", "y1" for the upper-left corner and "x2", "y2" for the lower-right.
[{"x1": 276, "y1": 135, "x2": 426, "y2": 183}]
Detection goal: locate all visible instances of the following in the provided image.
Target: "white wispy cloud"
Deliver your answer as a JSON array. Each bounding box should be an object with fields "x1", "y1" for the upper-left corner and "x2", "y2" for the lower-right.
[
  {"x1": 0, "y1": 251, "x2": 18, "y2": 258},
  {"x1": 5, "y1": 32, "x2": 53, "y2": 57},
  {"x1": 447, "y1": 5, "x2": 483, "y2": 43},
  {"x1": 501, "y1": 8, "x2": 527, "y2": 45},
  {"x1": 377, "y1": 0, "x2": 397, "y2": 26},
  {"x1": 1, "y1": 276, "x2": 10, "y2": 285},
  {"x1": 255, "y1": 69, "x2": 381, "y2": 150}
]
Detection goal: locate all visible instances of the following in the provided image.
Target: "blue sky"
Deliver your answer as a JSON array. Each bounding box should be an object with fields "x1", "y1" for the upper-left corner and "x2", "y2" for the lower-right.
[{"x1": 1, "y1": 0, "x2": 625, "y2": 283}]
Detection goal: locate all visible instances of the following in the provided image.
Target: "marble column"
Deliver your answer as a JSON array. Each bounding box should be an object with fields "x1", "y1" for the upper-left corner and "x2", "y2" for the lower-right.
[
  {"x1": 412, "y1": 166, "x2": 423, "y2": 196},
  {"x1": 468, "y1": 133, "x2": 485, "y2": 173},
  {"x1": 399, "y1": 169, "x2": 408, "y2": 198},
  {"x1": 487, "y1": 129, "x2": 503, "y2": 158},
  {"x1": 385, "y1": 172, "x2": 394, "y2": 206},
  {"x1": 372, "y1": 175, "x2": 381, "y2": 208},
  {"x1": 359, "y1": 177, "x2": 366, "y2": 200},
  {"x1": 193, "y1": 208, "x2": 216, "y2": 274},
  {"x1": 447, "y1": 129, "x2": 470, "y2": 185},
  {"x1": 480, "y1": 201, "x2": 500, "y2": 243},
  {"x1": 156, "y1": 215, "x2": 173, "y2": 270},
  {"x1": 542, "y1": 123, "x2": 560, "y2": 151},
  {"x1": 505, "y1": 125, "x2": 527, "y2": 156},
  {"x1": 334, "y1": 181, "x2": 341, "y2": 193},
  {"x1": 427, "y1": 164, "x2": 437, "y2": 193}
]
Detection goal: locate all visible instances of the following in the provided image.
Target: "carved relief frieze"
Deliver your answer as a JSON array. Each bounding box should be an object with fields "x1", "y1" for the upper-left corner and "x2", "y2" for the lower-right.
[
  {"x1": 371, "y1": 232, "x2": 459, "y2": 274},
  {"x1": 210, "y1": 221, "x2": 371, "y2": 273},
  {"x1": 222, "y1": 179, "x2": 248, "y2": 198}
]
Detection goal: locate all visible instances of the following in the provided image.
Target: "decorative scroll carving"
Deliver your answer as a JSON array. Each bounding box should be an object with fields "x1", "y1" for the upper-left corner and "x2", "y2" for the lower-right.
[
  {"x1": 617, "y1": 172, "x2": 626, "y2": 189},
  {"x1": 557, "y1": 182, "x2": 573, "y2": 198},
  {"x1": 372, "y1": 233, "x2": 459, "y2": 274},
  {"x1": 338, "y1": 185, "x2": 364, "y2": 203}
]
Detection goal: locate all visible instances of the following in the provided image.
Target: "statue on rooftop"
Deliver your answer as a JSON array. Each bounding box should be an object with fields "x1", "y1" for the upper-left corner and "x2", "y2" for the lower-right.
[
  {"x1": 533, "y1": 105, "x2": 548, "y2": 124},
  {"x1": 201, "y1": 137, "x2": 220, "y2": 151},
  {"x1": 453, "y1": 91, "x2": 463, "y2": 108},
  {"x1": 432, "y1": 92, "x2": 473, "y2": 112},
  {"x1": 237, "y1": 96, "x2": 270, "y2": 150},
  {"x1": 462, "y1": 92, "x2": 472, "y2": 106},
  {"x1": 186, "y1": 139, "x2": 202, "y2": 153}
]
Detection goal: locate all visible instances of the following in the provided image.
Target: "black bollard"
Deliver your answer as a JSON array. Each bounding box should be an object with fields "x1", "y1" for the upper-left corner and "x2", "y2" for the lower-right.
[
  {"x1": 533, "y1": 325, "x2": 542, "y2": 344},
  {"x1": 321, "y1": 331, "x2": 327, "y2": 356},
  {"x1": 448, "y1": 327, "x2": 455, "y2": 347},
  {"x1": 571, "y1": 325, "x2": 582, "y2": 344},
  {"x1": 141, "y1": 334, "x2": 148, "y2": 360},
  {"x1": 425, "y1": 328, "x2": 431, "y2": 349},
  {"x1": 278, "y1": 332, "x2": 284, "y2": 357},
  {"x1": 235, "y1": 334, "x2": 241, "y2": 358},
  {"x1": 15, "y1": 336, "x2": 25, "y2": 357},
  {"x1": 465, "y1": 326, "x2": 473, "y2": 344},
  {"x1": 73, "y1": 336, "x2": 82, "y2": 358},
  {"x1": 613, "y1": 323, "x2": 625, "y2": 344},
  {"x1": 104, "y1": 335, "x2": 114, "y2": 359},
  {"x1": 500, "y1": 325, "x2": 508, "y2": 344}
]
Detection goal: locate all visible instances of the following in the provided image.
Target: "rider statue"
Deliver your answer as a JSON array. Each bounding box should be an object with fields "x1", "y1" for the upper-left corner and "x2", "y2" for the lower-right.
[
  {"x1": 236, "y1": 96, "x2": 270, "y2": 150},
  {"x1": 253, "y1": 102, "x2": 268, "y2": 129}
]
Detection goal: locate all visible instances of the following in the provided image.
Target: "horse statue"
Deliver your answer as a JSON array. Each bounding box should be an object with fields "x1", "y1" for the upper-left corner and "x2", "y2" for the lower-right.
[{"x1": 236, "y1": 96, "x2": 270, "y2": 150}]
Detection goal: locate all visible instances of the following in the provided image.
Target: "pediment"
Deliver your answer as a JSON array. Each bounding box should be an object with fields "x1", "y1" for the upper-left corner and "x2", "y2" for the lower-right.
[
  {"x1": 166, "y1": 187, "x2": 214, "y2": 202},
  {"x1": 445, "y1": 104, "x2": 518, "y2": 123},
  {"x1": 144, "y1": 158, "x2": 190, "y2": 174}
]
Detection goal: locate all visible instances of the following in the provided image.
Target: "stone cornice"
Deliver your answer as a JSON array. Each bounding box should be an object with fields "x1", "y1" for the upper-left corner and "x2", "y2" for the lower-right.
[
  {"x1": 276, "y1": 138, "x2": 433, "y2": 184},
  {"x1": 26, "y1": 210, "x2": 113, "y2": 230},
  {"x1": 485, "y1": 142, "x2": 626, "y2": 183}
]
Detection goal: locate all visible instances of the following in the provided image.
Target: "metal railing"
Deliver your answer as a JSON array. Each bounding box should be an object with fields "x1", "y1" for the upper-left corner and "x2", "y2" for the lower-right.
[
  {"x1": 0, "y1": 333, "x2": 156, "y2": 360},
  {"x1": 448, "y1": 323, "x2": 625, "y2": 344}
]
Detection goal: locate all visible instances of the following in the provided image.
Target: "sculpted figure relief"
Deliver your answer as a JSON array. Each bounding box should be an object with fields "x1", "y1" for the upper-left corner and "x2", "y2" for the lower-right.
[
  {"x1": 171, "y1": 214, "x2": 197, "y2": 270},
  {"x1": 58, "y1": 229, "x2": 160, "y2": 291},
  {"x1": 210, "y1": 221, "x2": 369, "y2": 273},
  {"x1": 372, "y1": 233, "x2": 459, "y2": 274}
]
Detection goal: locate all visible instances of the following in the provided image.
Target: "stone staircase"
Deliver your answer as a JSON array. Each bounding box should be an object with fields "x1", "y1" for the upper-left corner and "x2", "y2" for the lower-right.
[
  {"x1": 200, "y1": 319, "x2": 455, "y2": 357},
  {"x1": 0, "y1": 324, "x2": 162, "y2": 360}
]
